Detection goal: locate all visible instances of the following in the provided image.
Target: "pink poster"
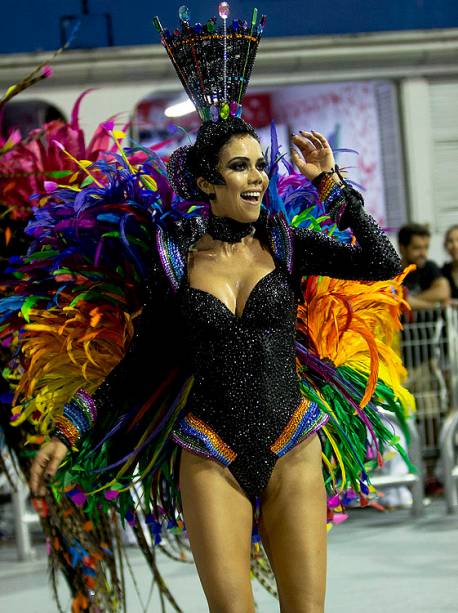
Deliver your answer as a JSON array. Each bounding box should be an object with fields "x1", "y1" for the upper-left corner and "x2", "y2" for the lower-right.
[{"x1": 272, "y1": 82, "x2": 386, "y2": 225}]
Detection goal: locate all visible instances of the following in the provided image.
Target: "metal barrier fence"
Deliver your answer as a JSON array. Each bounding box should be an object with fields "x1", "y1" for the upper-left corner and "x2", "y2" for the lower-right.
[
  {"x1": 371, "y1": 410, "x2": 424, "y2": 516},
  {"x1": 401, "y1": 305, "x2": 458, "y2": 463},
  {"x1": 440, "y1": 411, "x2": 458, "y2": 513}
]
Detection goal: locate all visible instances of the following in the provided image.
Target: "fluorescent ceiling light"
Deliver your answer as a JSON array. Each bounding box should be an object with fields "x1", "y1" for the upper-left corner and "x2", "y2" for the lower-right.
[{"x1": 164, "y1": 99, "x2": 196, "y2": 118}]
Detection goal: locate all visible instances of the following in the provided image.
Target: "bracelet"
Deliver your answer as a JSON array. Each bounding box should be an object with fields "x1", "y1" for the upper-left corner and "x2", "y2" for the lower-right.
[
  {"x1": 330, "y1": 164, "x2": 345, "y2": 183},
  {"x1": 53, "y1": 389, "x2": 97, "y2": 450},
  {"x1": 316, "y1": 174, "x2": 343, "y2": 203},
  {"x1": 53, "y1": 416, "x2": 80, "y2": 449},
  {"x1": 313, "y1": 165, "x2": 345, "y2": 185},
  {"x1": 313, "y1": 173, "x2": 350, "y2": 229},
  {"x1": 53, "y1": 427, "x2": 76, "y2": 451}
]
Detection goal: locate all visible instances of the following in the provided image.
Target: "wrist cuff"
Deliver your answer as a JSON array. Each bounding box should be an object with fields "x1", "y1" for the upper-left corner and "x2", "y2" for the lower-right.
[
  {"x1": 52, "y1": 427, "x2": 76, "y2": 451},
  {"x1": 315, "y1": 174, "x2": 347, "y2": 224},
  {"x1": 315, "y1": 174, "x2": 364, "y2": 230},
  {"x1": 53, "y1": 389, "x2": 97, "y2": 450}
]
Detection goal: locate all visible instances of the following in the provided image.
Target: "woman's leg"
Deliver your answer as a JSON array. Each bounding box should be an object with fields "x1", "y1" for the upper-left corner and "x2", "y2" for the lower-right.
[
  {"x1": 260, "y1": 434, "x2": 327, "y2": 613},
  {"x1": 179, "y1": 449, "x2": 256, "y2": 613}
]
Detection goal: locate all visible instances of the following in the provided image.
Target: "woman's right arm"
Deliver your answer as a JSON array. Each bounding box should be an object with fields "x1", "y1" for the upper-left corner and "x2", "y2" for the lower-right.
[{"x1": 30, "y1": 266, "x2": 170, "y2": 495}]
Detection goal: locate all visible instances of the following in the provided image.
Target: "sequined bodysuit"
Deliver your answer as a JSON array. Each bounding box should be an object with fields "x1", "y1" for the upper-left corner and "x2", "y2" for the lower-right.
[
  {"x1": 173, "y1": 265, "x2": 327, "y2": 499},
  {"x1": 170, "y1": 193, "x2": 402, "y2": 500}
]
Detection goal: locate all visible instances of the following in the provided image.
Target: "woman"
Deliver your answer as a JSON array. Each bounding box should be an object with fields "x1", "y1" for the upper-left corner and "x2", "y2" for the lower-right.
[
  {"x1": 1, "y1": 7, "x2": 412, "y2": 612},
  {"x1": 29, "y1": 113, "x2": 402, "y2": 612},
  {"x1": 442, "y1": 224, "x2": 458, "y2": 300}
]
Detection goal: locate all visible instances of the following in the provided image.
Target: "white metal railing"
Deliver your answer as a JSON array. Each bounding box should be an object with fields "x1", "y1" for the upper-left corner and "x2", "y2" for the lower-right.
[
  {"x1": 401, "y1": 306, "x2": 458, "y2": 458},
  {"x1": 0, "y1": 444, "x2": 39, "y2": 561},
  {"x1": 439, "y1": 411, "x2": 458, "y2": 514},
  {"x1": 401, "y1": 305, "x2": 458, "y2": 511},
  {"x1": 11, "y1": 477, "x2": 39, "y2": 560},
  {"x1": 371, "y1": 410, "x2": 424, "y2": 516}
]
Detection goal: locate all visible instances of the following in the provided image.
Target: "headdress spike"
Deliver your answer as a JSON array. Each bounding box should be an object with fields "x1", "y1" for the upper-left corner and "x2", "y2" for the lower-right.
[
  {"x1": 154, "y1": 4, "x2": 263, "y2": 123},
  {"x1": 237, "y1": 8, "x2": 259, "y2": 104},
  {"x1": 219, "y1": 3, "x2": 230, "y2": 104},
  {"x1": 152, "y1": 16, "x2": 163, "y2": 33},
  {"x1": 251, "y1": 8, "x2": 258, "y2": 28},
  {"x1": 218, "y1": 2, "x2": 230, "y2": 19}
]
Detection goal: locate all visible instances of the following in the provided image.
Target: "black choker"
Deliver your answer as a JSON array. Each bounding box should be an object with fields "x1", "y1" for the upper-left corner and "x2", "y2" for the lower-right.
[{"x1": 207, "y1": 213, "x2": 255, "y2": 244}]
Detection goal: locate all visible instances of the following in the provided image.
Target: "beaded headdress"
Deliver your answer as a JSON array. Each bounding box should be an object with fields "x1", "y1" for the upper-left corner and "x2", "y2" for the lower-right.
[{"x1": 153, "y1": 3, "x2": 266, "y2": 123}]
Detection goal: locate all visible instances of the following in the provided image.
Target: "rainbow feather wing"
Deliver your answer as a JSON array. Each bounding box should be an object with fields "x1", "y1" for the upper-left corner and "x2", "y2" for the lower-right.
[
  {"x1": 1, "y1": 151, "x2": 171, "y2": 440},
  {"x1": 266, "y1": 136, "x2": 416, "y2": 506},
  {"x1": 295, "y1": 270, "x2": 415, "y2": 507}
]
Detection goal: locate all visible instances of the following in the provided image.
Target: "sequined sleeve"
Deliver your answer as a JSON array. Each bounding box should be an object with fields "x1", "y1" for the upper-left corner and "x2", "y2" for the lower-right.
[
  {"x1": 53, "y1": 261, "x2": 175, "y2": 450},
  {"x1": 292, "y1": 175, "x2": 402, "y2": 281},
  {"x1": 53, "y1": 389, "x2": 97, "y2": 450}
]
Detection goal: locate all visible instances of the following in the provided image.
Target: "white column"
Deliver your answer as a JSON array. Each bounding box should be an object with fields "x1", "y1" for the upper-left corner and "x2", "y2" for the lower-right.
[
  {"x1": 400, "y1": 78, "x2": 435, "y2": 229},
  {"x1": 11, "y1": 480, "x2": 37, "y2": 561}
]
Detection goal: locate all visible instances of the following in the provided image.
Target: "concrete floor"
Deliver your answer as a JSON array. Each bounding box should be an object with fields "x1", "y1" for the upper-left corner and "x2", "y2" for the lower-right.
[{"x1": 0, "y1": 499, "x2": 457, "y2": 612}]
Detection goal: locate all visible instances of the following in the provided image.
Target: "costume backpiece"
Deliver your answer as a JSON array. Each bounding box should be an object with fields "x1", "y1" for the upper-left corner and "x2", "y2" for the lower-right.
[{"x1": 0, "y1": 4, "x2": 416, "y2": 611}]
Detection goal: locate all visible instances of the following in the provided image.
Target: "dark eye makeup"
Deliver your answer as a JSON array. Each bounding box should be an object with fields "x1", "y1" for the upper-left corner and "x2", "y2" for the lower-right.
[{"x1": 228, "y1": 158, "x2": 267, "y2": 172}]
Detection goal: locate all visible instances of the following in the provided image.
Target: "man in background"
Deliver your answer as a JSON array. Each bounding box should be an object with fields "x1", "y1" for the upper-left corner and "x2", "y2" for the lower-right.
[{"x1": 398, "y1": 223, "x2": 450, "y2": 308}]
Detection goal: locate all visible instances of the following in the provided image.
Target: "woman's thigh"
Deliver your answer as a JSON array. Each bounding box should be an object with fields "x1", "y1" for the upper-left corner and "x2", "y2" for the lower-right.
[
  {"x1": 260, "y1": 435, "x2": 327, "y2": 613},
  {"x1": 179, "y1": 449, "x2": 256, "y2": 613}
]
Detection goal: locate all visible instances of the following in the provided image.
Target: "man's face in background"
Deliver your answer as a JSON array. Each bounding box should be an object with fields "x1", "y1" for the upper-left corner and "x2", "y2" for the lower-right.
[{"x1": 400, "y1": 234, "x2": 430, "y2": 267}]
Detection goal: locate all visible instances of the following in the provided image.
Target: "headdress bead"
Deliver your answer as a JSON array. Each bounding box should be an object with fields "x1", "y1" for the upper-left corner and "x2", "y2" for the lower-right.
[
  {"x1": 218, "y1": 3, "x2": 230, "y2": 19},
  {"x1": 178, "y1": 5, "x2": 191, "y2": 22}
]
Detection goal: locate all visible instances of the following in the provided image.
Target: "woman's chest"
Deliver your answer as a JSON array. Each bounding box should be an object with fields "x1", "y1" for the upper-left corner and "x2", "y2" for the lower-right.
[
  {"x1": 187, "y1": 243, "x2": 277, "y2": 318},
  {"x1": 179, "y1": 265, "x2": 296, "y2": 335}
]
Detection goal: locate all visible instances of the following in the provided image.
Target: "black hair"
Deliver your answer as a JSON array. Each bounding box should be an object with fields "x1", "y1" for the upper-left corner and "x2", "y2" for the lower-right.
[
  {"x1": 167, "y1": 116, "x2": 259, "y2": 201},
  {"x1": 398, "y1": 223, "x2": 430, "y2": 247},
  {"x1": 189, "y1": 116, "x2": 259, "y2": 186}
]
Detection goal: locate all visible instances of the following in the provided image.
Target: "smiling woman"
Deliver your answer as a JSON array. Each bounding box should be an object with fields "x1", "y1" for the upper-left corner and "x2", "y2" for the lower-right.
[
  {"x1": 29, "y1": 107, "x2": 404, "y2": 612},
  {"x1": 196, "y1": 134, "x2": 269, "y2": 222},
  {"x1": 186, "y1": 134, "x2": 274, "y2": 318},
  {"x1": 9, "y1": 5, "x2": 413, "y2": 613}
]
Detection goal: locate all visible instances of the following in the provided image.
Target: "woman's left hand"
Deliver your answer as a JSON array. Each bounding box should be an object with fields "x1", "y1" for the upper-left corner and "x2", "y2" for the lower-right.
[{"x1": 291, "y1": 131, "x2": 336, "y2": 181}]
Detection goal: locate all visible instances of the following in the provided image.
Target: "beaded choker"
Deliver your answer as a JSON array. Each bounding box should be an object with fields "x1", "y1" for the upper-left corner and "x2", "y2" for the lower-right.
[{"x1": 207, "y1": 213, "x2": 255, "y2": 243}]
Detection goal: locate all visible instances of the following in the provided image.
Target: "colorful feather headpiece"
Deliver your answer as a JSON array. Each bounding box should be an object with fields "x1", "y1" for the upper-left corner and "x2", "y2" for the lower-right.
[{"x1": 153, "y1": 3, "x2": 266, "y2": 123}]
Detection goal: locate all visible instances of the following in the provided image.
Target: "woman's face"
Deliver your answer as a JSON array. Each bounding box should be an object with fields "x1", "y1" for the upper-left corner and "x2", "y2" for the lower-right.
[
  {"x1": 445, "y1": 228, "x2": 458, "y2": 262},
  {"x1": 199, "y1": 134, "x2": 269, "y2": 223}
]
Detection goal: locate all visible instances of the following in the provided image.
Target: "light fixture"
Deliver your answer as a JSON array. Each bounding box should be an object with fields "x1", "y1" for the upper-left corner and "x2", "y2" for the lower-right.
[{"x1": 164, "y1": 98, "x2": 196, "y2": 118}]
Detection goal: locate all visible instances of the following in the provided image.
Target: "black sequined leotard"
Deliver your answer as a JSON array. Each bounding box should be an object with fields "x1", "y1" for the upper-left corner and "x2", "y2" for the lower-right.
[
  {"x1": 173, "y1": 265, "x2": 327, "y2": 499},
  {"x1": 170, "y1": 192, "x2": 402, "y2": 500}
]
